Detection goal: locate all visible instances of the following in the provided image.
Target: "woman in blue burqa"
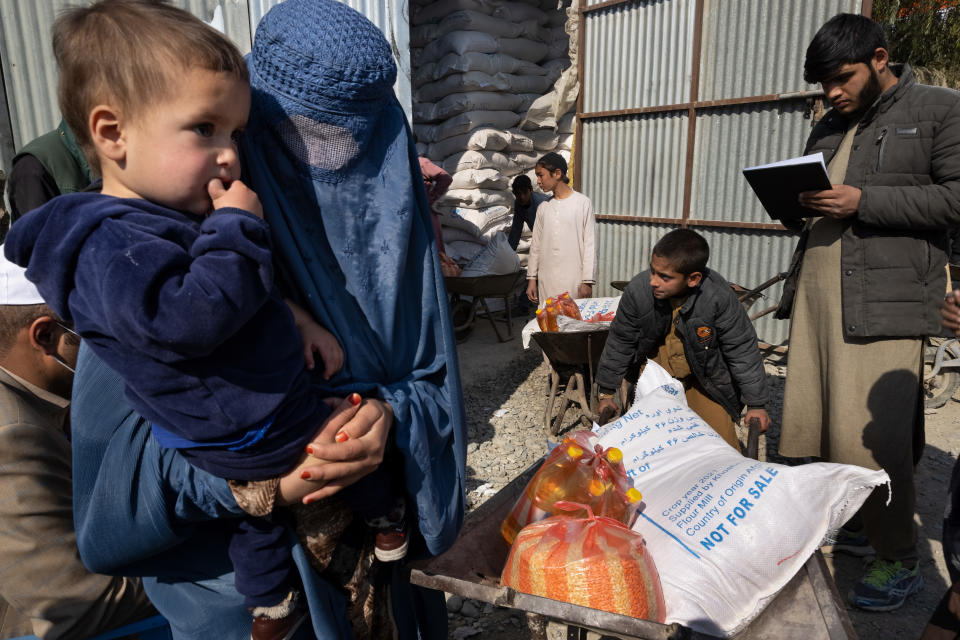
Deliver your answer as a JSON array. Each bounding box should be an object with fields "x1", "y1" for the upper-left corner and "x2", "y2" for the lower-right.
[{"x1": 69, "y1": 1, "x2": 466, "y2": 637}]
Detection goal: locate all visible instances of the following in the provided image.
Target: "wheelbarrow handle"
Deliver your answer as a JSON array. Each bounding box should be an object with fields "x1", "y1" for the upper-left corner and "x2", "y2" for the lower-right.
[{"x1": 746, "y1": 417, "x2": 761, "y2": 461}]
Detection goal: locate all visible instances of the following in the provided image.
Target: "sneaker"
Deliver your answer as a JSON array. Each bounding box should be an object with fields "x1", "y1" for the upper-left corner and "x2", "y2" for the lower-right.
[
  {"x1": 823, "y1": 526, "x2": 876, "y2": 558},
  {"x1": 374, "y1": 519, "x2": 409, "y2": 562},
  {"x1": 250, "y1": 591, "x2": 308, "y2": 640},
  {"x1": 848, "y1": 559, "x2": 924, "y2": 611}
]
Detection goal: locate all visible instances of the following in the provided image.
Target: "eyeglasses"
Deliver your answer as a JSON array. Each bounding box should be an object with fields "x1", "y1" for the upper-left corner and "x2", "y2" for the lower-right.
[
  {"x1": 56, "y1": 321, "x2": 79, "y2": 339},
  {"x1": 53, "y1": 321, "x2": 79, "y2": 373}
]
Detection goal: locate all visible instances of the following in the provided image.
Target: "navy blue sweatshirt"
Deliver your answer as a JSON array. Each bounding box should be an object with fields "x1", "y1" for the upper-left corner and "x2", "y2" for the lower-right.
[{"x1": 5, "y1": 192, "x2": 327, "y2": 480}]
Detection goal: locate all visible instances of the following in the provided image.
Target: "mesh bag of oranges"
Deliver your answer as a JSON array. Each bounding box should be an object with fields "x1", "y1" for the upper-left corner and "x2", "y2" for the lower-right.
[
  {"x1": 501, "y1": 430, "x2": 642, "y2": 545},
  {"x1": 501, "y1": 501, "x2": 666, "y2": 621}
]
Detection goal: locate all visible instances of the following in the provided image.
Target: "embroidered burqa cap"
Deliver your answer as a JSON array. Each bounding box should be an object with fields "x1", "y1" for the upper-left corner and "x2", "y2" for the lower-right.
[{"x1": 243, "y1": 0, "x2": 466, "y2": 556}]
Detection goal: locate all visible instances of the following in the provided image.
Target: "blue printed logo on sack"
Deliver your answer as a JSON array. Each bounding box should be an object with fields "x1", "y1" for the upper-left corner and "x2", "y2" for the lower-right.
[{"x1": 661, "y1": 385, "x2": 679, "y2": 397}]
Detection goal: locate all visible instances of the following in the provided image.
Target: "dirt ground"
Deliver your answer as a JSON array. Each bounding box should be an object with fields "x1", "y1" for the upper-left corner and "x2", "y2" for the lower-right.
[{"x1": 446, "y1": 314, "x2": 960, "y2": 639}]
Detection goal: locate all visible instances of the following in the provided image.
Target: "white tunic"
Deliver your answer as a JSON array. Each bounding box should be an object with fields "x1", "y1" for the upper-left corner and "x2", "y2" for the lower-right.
[{"x1": 527, "y1": 190, "x2": 597, "y2": 301}]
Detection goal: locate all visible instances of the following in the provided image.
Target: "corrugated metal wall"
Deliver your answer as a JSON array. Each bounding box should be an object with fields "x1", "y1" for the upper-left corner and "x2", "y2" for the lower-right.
[
  {"x1": 698, "y1": 0, "x2": 859, "y2": 101},
  {"x1": 0, "y1": 0, "x2": 410, "y2": 180},
  {"x1": 690, "y1": 100, "x2": 812, "y2": 224},
  {"x1": 582, "y1": 0, "x2": 695, "y2": 112},
  {"x1": 581, "y1": 112, "x2": 688, "y2": 219},
  {"x1": 579, "y1": 0, "x2": 862, "y2": 345}
]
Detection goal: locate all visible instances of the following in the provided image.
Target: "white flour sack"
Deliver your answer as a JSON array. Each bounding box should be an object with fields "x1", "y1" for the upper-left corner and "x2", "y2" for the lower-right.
[
  {"x1": 520, "y1": 296, "x2": 620, "y2": 348},
  {"x1": 594, "y1": 361, "x2": 889, "y2": 637}
]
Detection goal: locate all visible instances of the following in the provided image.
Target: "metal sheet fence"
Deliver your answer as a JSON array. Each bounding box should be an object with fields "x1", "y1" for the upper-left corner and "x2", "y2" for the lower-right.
[
  {"x1": 582, "y1": 0, "x2": 696, "y2": 112},
  {"x1": 698, "y1": 0, "x2": 862, "y2": 102},
  {"x1": 690, "y1": 98, "x2": 814, "y2": 224},
  {"x1": 580, "y1": 112, "x2": 688, "y2": 219}
]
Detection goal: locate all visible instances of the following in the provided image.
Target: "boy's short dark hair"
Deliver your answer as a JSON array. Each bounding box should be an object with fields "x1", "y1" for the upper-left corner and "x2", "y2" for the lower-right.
[
  {"x1": 652, "y1": 229, "x2": 709, "y2": 275},
  {"x1": 804, "y1": 13, "x2": 887, "y2": 84},
  {"x1": 53, "y1": 0, "x2": 248, "y2": 172},
  {"x1": 512, "y1": 175, "x2": 532, "y2": 193}
]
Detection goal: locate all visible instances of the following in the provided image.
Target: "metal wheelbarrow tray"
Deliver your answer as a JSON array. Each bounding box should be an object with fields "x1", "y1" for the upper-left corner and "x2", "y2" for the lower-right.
[
  {"x1": 532, "y1": 328, "x2": 610, "y2": 435},
  {"x1": 444, "y1": 271, "x2": 525, "y2": 342},
  {"x1": 409, "y1": 462, "x2": 855, "y2": 640}
]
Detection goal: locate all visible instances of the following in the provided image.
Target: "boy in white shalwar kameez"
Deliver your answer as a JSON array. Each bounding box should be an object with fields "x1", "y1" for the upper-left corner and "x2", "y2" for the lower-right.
[{"x1": 525, "y1": 152, "x2": 598, "y2": 305}]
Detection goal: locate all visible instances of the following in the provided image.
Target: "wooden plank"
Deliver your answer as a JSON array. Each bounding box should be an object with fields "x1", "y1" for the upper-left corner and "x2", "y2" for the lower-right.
[
  {"x1": 805, "y1": 552, "x2": 858, "y2": 639},
  {"x1": 734, "y1": 566, "x2": 831, "y2": 640}
]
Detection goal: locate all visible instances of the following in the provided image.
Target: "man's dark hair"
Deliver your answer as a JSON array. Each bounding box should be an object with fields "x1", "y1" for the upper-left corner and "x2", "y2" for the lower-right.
[
  {"x1": 651, "y1": 229, "x2": 709, "y2": 275},
  {"x1": 512, "y1": 175, "x2": 532, "y2": 193},
  {"x1": 0, "y1": 304, "x2": 57, "y2": 358},
  {"x1": 804, "y1": 13, "x2": 887, "y2": 84}
]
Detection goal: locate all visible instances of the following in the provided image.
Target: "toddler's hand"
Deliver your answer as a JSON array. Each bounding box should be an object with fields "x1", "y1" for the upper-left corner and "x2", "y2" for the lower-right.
[
  {"x1": 302, "y1": 322, "x2": 344, "y2": 380},
  {"x1": 208, "y1": 178, "x2": 263, "y2": 218},
  {"x1": 285, "y1": 299, "x2": 344, "y2": 379}
]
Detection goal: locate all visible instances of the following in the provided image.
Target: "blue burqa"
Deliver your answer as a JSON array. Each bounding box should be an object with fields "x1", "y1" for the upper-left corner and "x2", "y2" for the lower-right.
[
  {"x1": 69, "y1": 1, "x2": 466, "y2": 637},
  {"x1": 242, "y1": 0, "x2": 467, "y2": 558}
]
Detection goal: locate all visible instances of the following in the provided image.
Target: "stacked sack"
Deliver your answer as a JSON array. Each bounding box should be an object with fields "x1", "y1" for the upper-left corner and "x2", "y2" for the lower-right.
[{"x1": 410, "y1": 0, "x2": 576, "y2": 266}]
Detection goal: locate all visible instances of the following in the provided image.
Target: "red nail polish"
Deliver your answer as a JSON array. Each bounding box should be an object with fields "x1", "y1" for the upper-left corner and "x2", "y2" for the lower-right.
[
  {"x1": 305, "y1": 446, "x2": 314, "y2": 455},
  {"x1": 349, "y1": 393, "x2": 361, "y2": 406},
  {"x1": 335, "y1": 431, "x2": 349, "y2": 443},
  {"x1": 300, "y1": 471, "x2": 310, "y2": 479},
  {"x1": 303, "y1": 497, "x2": 314, "y2": 505}
]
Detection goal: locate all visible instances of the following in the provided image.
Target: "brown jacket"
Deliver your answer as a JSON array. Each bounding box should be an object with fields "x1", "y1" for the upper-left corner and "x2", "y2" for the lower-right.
[
  {"x1": 0, "y1": 367, "x2": 154, "y2": 639},
  {"x1": 777, "y1": 65, "x2": 960, "y2": 337}
]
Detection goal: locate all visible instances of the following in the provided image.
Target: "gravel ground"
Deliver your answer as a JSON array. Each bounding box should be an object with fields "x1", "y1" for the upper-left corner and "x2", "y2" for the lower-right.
[{"x1": 442, "y1": 313, "x2": 960, "y2": 639}]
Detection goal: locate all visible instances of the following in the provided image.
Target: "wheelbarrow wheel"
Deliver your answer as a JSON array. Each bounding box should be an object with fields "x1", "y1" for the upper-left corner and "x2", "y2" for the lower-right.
[
  {"x1": 450, "y1": 298, "x2": 474, "y2": 342},
  {"x1": 924, "y1": 343, "x2": 960, "y2": 409}
]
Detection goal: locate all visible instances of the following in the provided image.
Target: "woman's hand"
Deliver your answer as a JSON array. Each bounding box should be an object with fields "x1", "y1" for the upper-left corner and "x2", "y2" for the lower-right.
[{"x1": 277, "y1": 395, "x2": 394, "y2": 505}]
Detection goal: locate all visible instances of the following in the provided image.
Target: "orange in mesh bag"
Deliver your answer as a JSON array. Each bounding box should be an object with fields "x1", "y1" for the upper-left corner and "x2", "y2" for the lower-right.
[{"x1": 501, "y1": 501, "x2": 666, "y2": 622}]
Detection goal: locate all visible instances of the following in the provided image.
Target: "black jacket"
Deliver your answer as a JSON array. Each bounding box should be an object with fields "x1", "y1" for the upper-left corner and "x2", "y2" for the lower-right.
[
  {"x1": 776, "y1": 65, "x2": 960, "y2": 337},
  {"x1": 596, "y1": 269, "x2": 768, "y2": 419}
]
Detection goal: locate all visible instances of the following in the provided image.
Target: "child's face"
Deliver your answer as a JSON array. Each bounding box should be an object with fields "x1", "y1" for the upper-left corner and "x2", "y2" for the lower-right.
[
  {"x1": 535, "y1": 165, "x2": 561, "y2": 193},
  {"x1": 649, "y1": 254, "x2": 701, "y2": 299},
  {"x1": 107, "y1": 68, "x2": 250, "y2": 216}
]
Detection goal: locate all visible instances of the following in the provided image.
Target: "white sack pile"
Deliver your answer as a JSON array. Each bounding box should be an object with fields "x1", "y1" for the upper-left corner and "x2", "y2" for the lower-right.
[{"x1": 411, "y1": 0, "x2": 578, "y2": 274}]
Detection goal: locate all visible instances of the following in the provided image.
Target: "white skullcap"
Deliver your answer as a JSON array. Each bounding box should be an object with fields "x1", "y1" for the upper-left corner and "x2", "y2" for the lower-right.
[{"x1": 0, "y1": 249, "x2": 44, "y2": 305}]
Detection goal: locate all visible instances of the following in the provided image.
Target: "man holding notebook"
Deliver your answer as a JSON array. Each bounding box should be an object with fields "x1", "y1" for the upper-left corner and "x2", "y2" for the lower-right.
[{"x1": 775, "y1": 13, "x2": 960, "y2": 612}]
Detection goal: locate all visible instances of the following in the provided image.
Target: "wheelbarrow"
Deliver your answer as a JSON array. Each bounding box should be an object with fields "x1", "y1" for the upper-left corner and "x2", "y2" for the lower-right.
[
  {"x1": 445, "y1": 270, "x2": 525, "y2": 342},
  {"x1": 409, "y1": 418, "x2": 855, "y2": 639},
  {"x1": 532, "y1": 328, "x2": 609, "y2": 436}
]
